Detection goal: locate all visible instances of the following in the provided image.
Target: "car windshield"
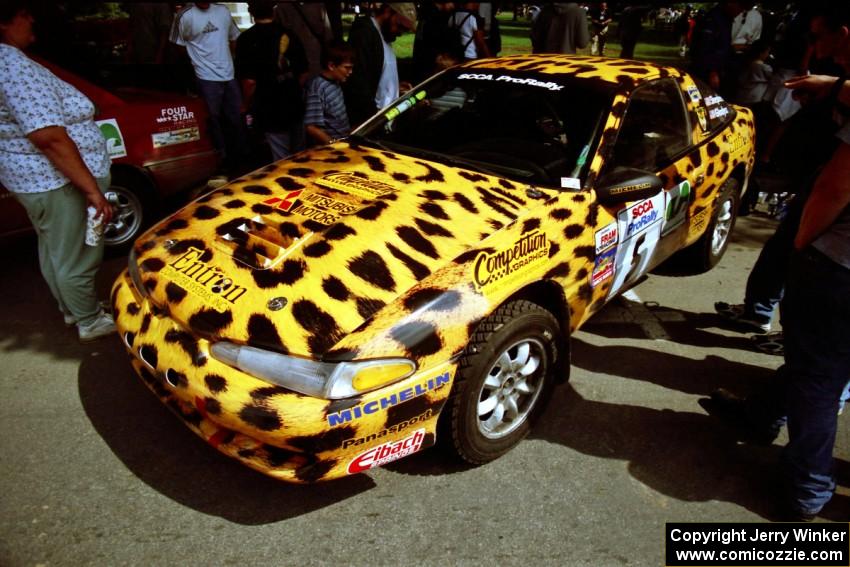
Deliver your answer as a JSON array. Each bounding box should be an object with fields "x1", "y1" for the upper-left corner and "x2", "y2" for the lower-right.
[{"x1": 354, "y1": 70, "x2": 615, "y2": 188}]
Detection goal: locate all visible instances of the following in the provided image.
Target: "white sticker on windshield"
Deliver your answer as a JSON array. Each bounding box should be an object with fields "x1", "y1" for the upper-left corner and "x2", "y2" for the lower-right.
[
  {"x1": 709, "y1": 106, "x2": 729, "y2": 119},
  {"x1": 686, "y1": 85, "x2": 702, "y2": 103},
  {"x1": 561, "y1": 177, "x2": 581, "y2": 190},
  {"x1": 705, "y1": 95, "x2": 724, "y2": 106}
]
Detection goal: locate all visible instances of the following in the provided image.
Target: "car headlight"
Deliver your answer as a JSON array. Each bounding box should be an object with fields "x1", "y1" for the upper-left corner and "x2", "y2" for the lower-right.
[{"x1": 209, "y1": 342, "x2": 416, "y2": 399}]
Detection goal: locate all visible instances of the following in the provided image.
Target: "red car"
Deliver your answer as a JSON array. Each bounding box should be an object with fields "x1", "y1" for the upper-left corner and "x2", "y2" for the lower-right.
[{"x1": 0, "y1": 60, "x2": 219, "y2": 249}]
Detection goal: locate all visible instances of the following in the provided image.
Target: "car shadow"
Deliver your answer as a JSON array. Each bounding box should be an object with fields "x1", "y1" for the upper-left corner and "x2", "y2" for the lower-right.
[{"x1": 78, "y1": 347, "x2": 375, "y2": 525}]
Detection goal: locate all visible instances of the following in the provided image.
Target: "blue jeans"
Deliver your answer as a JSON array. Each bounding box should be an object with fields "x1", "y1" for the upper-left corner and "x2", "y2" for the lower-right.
[
  {"x1": 743, "y1": 192, "x2": 805, "y2": 322},
  {"x1": 196, "y1": 78, "x2": 248, "y2": 166},
  {"x1": 752, "y1": 248, "x2": 850, "y2": 514}
]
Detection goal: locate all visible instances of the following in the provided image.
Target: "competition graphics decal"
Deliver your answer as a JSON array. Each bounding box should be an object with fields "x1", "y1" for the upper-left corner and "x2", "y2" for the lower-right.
[
  {"x1": 473, "y1": 231, "x2": 550, "y2": 297},
  {"x1": 663, "y1": 181, "x2": 691, "y2": 236},
  {"x1": 608, "y1": 194, "x2": 664, "y2": 298}
]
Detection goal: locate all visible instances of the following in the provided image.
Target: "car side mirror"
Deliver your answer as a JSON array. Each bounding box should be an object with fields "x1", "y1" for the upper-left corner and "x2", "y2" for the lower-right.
[{"x1": 595, "y1": 167, "x2": 663, "y2": 207}]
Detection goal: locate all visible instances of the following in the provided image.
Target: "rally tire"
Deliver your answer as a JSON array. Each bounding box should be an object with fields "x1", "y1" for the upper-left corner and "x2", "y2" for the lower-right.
[
  {"x1": 439, "y1": 300, "x2": 562, "y2": 465},
  {"x1": 684, "y1": 176, "x2": 740, "y2": 273}
]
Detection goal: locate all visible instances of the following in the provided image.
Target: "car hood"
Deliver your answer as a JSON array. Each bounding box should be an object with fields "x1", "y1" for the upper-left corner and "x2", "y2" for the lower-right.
[{"x1": 133, "y1": 142, "x2": 543, "y2": 358}]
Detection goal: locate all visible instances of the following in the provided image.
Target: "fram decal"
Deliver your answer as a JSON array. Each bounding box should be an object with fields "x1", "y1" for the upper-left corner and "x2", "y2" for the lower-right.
[
  {"x1": 327, "y1": 372, "x2": 451, "y2": 426},
  {"x1": 160, "y1": 247, "x2": 247, "y2": 312},
  {"x1": 315, "y1": 173, "x2": 396, "y2": 199},
  {"x1": 342, "y1": 410, "x2": 433, "y2": 449},
  {"x1": 591, "y1": 248, "x2": 616, "y2": 287},
  {"x1": 594, "y1": 222, "x2": 618, "y2": 254},
  {"x1": 347, "y1": 428, "x2": 426, "y2": 474},
  {"x1": 473, "y1": 231, "x2": 550, "y2": 295}
]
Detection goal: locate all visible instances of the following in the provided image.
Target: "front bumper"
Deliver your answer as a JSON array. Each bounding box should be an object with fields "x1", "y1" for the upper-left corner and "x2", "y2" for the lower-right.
[{"x1": 111, "y1": 270, "x2": 455, "y2": 482}]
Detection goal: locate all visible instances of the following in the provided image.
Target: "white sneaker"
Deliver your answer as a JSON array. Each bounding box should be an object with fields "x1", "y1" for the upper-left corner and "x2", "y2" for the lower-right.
[
  {"x1": 78, "y1": 311, "x2": 117, "y2": 343},
  {"x1": 63, "y1": 313, "x2": 77, "y2": 327}
]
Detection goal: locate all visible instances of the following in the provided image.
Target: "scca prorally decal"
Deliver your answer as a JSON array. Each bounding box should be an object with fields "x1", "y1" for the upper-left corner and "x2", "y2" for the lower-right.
[
  {"x1": 456, "y1": 73, "x2": 564, "y2": 91},
  {"x1": 595, "y1": 222, "x2": 618, "y2": 254},
  {"x1": 474, "y1": 231, "x2": 550, "y2": 294},
  {"x1": 160, "y1": 247, "x2": 247, "y2": 311},
  {"x1": 620, "y1": 195, "x2": 663, "y2": 240},
  {"x1": 327, "y1": 371, "x2": 451, "y2": 426},
  {"x1": 342, "y1": 409, "x2": 433, "y2": 449},
  {"x1": 347, "y1": 428, "x2": 426, "y2": 474},
  {"x1": 315, "y1": 173, "x2": 396, "y2": 199}
]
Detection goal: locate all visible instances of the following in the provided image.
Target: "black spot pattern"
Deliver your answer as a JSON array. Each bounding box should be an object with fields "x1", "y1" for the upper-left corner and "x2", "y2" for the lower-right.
[
  {"x1": 564, "y1": 224, "x2": 584, "y2": 239},
  {"x1": 348, "y1": 251, "x2": 396, "y2": 291},
  {"x1": 205, "y1": 374, "x2": 227, "y2": 393},
  {"x1": 522, "y1": 218, "x2": 541, "y2": 233},
  {"x1": 288, "y1": 427, "x2": 357, "y2": 453},
  {"x1": 252, "y1": 204, "x2": 275, "y2": 215},
  {"x1": 355, "y1": 297, "x2": 386, "y2": 319},
  {"x1": 224, "y1": 199, "x2": 246, "y2": 209},
  {"x1": 127, "y1": 303, "x2": 141, "y2": 315},
  {"x1": 415, "y1": 218, "x2": 452, "y2": 237},
  {"x1": 204, "y1": 397, "x2": 222, "y2": 415},
  {"x1": 458, "y1": 171, "x2": 488, "y2": 183},
  {"x1": 140, "y1": 313, "x2": 152, "y2": 334},
  {"x1": 279, "y1": 222, "x2": 301, "y2": 239},
  {"x1": 397, "y1": 226, "x2": 439, "y2": 259},
  {"x1": 188, "y1": 309, "x2": 233, "y2": 336},
  {"x1": 164, "y1": 329, "x2": 202, "y2": 364},
  {"x1": 239, "y1": 404, "x2": 283, "y2": 431},
  {"x1": 420, "y1": 190, "x2": 447, "y2": 201},
  {"x1": 244, "y1": 185, "x2": 274, "y2": 195},
  {"x1": 253, "y1": 259, "x2": 306, "y2": 288},
  {"x1": 574, "y1": 245, "x2": 595, "y2": 260},
  {"x1": 544, "y1": 262, "x2": 570, "y2": 279},
  {"x1": 414, "y1": 161, "x2": 445, "y2": 182},
  {"x1": 141, "y1": 258, "x2": 165, "y2": 273},
  {"x1": 275, "y1": 177, "x2": 305, "y2": 190},
  {"x1": 390, "y1": 321, "x2": 443, "y2": 357},
  {"x1": 251, "y1": 386, "x2": 291, "y2": 399},
  {"x1": 404, "y1": 288, "x2": 462, "y2": 312},
  {"x1": 363, "y1": 156, "x2": 386, "y2": 172},
  {"x1": 292, "y1": 300, "x2": 343, "y2": 354},
  {"x1": 265, "y1": 444, "x2": 299, "y2": 467},
  {"x1": 323, "y1": 276, "x2": 350, "y2": 301},
  {"x1": 304, "y1": 240, "x2": 332, "y2": 258},
  {"x1": 386, "y1": 243, "x2": 431, "y2": 280},
  {"x1": 194, "y1": 205, "x2": 220, "y2": 220},
  {"x1": 355, "y1": 201, "x2": 389, "y2": 221},
  {"x1": 585, "y1": 203, "x2": 599, "y2": 226},
  {"x1": 550, "y1": 208, "x2": 573, "y2": 220},
  {"x1": 392, "y1": 172, "x2": 410, "y2": 182},
  {"x1": 295, "y1": 459, "x2": 336, "y2": 483},
  {"x1": 320, "y1": 225, "x2": 353, "y2": 242},
  {"x1": 248, "y1": 314, "x2": 286, "y2": 352},
  {"x1": 453, "y1": 193, "x2": 479, "y2": 213},
  {"x1": 707, "y1": 142, "x2": 720, "y2": 158},
  {"x1": 419, "y1": 202, "x2": 450, "y2": 220},
  {"x1": 155, "y1": 218, "x2": 189, "y2": 236}
]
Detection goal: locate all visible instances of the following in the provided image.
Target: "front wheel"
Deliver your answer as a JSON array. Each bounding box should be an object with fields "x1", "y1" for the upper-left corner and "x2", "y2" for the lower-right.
[
  {"x1": 683, "y1": 176, "x2": 740, "y2": 272},
  {"x1": 440, "y1": 300, "x2": 563, "y2": 464}
]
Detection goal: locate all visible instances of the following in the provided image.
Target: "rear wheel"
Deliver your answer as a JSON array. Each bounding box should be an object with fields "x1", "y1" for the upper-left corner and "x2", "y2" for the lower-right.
[
  {"x1": 440, "y1": 300, "x2": 562, "y2": 464},
  {"x1": 683, "y1": 176, "x2": 740, "y2": 272},
  {"x1": 103, "y1": 171, "x2": 152, "y2": 250}
]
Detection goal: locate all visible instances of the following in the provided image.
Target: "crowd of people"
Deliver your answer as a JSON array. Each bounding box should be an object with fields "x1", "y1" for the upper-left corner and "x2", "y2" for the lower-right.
[{"x1": 2, "y1": 0, "x2": 849, "y2": 522}]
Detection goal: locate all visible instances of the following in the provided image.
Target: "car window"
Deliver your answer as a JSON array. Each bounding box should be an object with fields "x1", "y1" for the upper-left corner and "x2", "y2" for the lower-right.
[
  {"x1": 354, "y1": 71, "x2": 614, "y2": 188},
  {"x1": 610, "y1": 79, "x2": 691, "y2": 172}
]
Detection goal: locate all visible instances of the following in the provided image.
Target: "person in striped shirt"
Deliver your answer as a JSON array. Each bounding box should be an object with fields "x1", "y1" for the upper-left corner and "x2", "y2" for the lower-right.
[{"x1": 303, "y1": 41, "x2": 354, "y2": 146}]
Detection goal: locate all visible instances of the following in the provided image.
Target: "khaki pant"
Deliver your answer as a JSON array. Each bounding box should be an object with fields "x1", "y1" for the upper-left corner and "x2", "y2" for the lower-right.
[{"x1": 13, "y1": 175, "x2": 110, "y2": 326}]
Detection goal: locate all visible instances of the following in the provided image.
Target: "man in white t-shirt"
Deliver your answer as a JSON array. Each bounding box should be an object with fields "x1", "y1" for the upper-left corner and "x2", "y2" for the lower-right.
[
  {"x1": 170, "y1": 2, "x2": 247, "y2": 173},
  {"x1": 451, "y1": 3, "x2": 491, "y2": 61},
  {"x1": 731, "y1": 2, "x2": 763, "y2": 51}
]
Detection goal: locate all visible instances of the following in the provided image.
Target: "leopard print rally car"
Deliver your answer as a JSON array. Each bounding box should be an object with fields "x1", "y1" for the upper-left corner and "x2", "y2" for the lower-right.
[{"x1": 112, "y1": 55, "x2": 755, "y2": 482}]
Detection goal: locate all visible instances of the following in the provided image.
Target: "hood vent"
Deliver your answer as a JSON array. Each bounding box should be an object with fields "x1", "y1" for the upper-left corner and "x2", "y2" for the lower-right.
[{"x1": 216, "y1": 215, "x2": 314, "y2": 270}]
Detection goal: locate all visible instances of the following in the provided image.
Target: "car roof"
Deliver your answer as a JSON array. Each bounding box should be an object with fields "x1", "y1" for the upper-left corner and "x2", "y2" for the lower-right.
[{"x1": 462, "y1": 55, "x2": 683, "y2": 90}]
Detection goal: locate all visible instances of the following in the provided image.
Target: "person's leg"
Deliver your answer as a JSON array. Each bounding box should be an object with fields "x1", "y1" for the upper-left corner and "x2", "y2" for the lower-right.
[
  {"x1": 780, "y1": 248, "x2": 850, "y2": 516},
  {"x1": 13, "y1": 190, "x2": 69, "y2": 316},
  {"x1": 742, "y1": 193, "x2": 805, "y2": 322},
  {"x1": 264, "y1": 131, "x2": 293, "y2": 162},
  {"x1": 196, "y1": 78, "x2": 227, "y2": 158},
  {"x1": 221, "y1": 78, "x2": 249, "y2": 172}
]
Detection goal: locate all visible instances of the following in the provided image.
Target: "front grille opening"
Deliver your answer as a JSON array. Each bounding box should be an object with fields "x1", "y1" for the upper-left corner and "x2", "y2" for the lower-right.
[
  {"x1": 164, "y1": 369, "x2": 182, "y2": 388},
  {"x1": 138, "y1": 345, "x2": 157, "y2": 369}
]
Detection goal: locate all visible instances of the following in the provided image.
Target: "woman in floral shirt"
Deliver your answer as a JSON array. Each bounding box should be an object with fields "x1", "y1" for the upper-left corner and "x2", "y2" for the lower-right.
[{"x1": 0, "y1": 2, "x2": 116, "y2": 342}]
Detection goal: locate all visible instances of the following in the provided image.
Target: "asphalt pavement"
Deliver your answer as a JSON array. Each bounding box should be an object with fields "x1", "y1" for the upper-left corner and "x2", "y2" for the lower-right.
[{"x1": 1, "y1": 210, "x2": 847, "y2": 567}]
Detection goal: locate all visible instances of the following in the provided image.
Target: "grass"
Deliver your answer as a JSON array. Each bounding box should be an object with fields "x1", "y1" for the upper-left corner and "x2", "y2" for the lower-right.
[{"x1": 343, "y1": 13, "x2": 687, "y2": 71}]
